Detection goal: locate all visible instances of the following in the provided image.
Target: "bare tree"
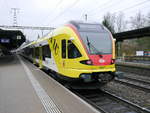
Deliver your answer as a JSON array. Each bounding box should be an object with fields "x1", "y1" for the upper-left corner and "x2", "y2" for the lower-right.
[
  {"x1": 102, "y1": 12, "x2": 116, "y2": 33},
  {"x1": 129, "y1": 11, "x2": 149, "y2": 53},
  {"x1": 130, "y1": 11, "x2": 146, "y2": 29},
  {"x1": 115, "y1": 12, "x2": 127, "y2": 32},
  {"x1": 146, "y1": 12, "x2": 150, "y2": 26}
]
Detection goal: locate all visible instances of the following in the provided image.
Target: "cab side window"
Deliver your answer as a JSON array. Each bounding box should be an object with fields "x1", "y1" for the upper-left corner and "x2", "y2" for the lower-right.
[
  {"x1": 62, "y1": 39, "x2": 66, "y2": 58},
  {"x1": 68, "y1": 40, "x2": 82, "y2": 58}
]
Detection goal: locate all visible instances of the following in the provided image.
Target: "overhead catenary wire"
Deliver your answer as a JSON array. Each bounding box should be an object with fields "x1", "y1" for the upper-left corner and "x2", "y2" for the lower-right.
[
  {"x1": 84, "y1": 0, "x2": 112, "y2": 14},
  {"x1": 95, "y1": 0, "x2": 150, "y2": 20},
  {"x1": 100, "y1": 0, "x2": 150, "y2": 21},
  {"x1": 42, "y1": 0, "x2": 64, "y2": 25},
  {"x1": 31, "y1": 0, "x2": 150, "y2": 27},
  {"x1": 48, "y1": 0, "x2": 80, "y2": 24},
  {"x1": 89, "y1": 0, "x2": 123, "y2": 16},
  {"x1": 79, "y1": 0, "x2": 113, "y2": 21},
  {"x1": 113, "y1": 0, "x2": 150, "y2": 14}
]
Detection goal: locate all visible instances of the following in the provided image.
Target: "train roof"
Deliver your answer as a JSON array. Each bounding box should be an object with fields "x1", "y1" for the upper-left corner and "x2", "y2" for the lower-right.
[{"x1": 68, "y1": 21, "x2": 107, "y2": 32}]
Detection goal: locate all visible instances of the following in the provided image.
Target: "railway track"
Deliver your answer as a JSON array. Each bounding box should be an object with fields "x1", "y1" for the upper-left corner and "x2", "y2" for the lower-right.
[
  {"x1": 123, "y1": 76, "x2": 150, "y2": 85},
  {"x1": 116, "y1": 63, "x2": 150, "y2": 77},
  {"x1": 71, "y1": 89, "x2": 150, "y2": 113},
  {"x1": 34, "y1": 59, "x2": 150, "y2": 113},
  {"x1": 114, "y1": 76, "x2": 150, "y2": 92}
]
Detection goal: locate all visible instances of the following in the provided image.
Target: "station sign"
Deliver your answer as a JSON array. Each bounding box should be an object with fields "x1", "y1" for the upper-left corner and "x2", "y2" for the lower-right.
[
  {"x1": 136, "y1": 51, "x2": 144, "y2": 56},
  {"x1": 0, "y1": 38, "x2": 10, "y2": 43}
]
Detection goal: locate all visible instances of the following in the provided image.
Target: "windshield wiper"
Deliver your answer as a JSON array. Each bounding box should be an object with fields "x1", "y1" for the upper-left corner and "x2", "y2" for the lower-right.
[
  {"x1": 95, "y1": 51, "x2": 104, "y2": 55},
  {"x1": 86, "y1": 36, "x2": 91, "y2": 53},
  {"x1": 86, "y1": 36, "x2": 104, "y2": 56}
]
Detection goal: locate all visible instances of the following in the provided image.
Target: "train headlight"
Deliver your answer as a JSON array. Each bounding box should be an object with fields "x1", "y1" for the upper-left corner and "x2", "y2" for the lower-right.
[
  {"x1": 80, "y1": 60, "x2": 93, "y2": 65},
  {"x1": 111, "y1": 59, "x2": 115, "y2": 64}
]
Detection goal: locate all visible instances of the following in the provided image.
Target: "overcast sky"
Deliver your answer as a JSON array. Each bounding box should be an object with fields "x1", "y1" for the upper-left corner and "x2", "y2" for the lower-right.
[{"x1": 0, "y1": 0, "x2": 150, "y2": 40}]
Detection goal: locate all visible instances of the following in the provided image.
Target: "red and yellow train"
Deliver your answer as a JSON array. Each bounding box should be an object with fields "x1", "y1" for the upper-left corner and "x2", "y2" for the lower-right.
[{"x1": 18, "y1": 21, "x2": 116, "y2": 84}]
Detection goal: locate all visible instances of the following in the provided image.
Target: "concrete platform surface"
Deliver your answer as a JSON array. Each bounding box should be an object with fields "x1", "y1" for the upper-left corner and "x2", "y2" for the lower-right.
[{"x1": 0, "y1": 55, "x2": 100, "y2": 113}]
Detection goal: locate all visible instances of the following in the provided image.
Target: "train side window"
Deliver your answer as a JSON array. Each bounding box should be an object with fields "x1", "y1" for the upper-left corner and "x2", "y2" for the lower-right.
[
  {"x1": 43, "y1": 45, "x2": 51, "y2": 58},
  {"x1": 62, "y1": 39, "x2": 66, "y2": 58},
  {"x1": 68, "y1": 40, "x2": 82, "y2": 58}
]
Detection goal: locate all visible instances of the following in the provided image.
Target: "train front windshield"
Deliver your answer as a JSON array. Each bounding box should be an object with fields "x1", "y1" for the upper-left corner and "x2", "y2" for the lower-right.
[{"x1": 78, "y1": 24, "x2": 112, "y2": 55}]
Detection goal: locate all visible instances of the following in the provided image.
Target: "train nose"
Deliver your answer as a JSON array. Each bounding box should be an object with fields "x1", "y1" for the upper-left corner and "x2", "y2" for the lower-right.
[{"x1": 88, "y1": 55, "x2": 112, "y2": 65}]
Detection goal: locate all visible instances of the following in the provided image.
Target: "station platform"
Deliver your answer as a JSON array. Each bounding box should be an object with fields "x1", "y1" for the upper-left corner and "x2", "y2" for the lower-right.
[{"x1": 0, "y1": 55, "x2": 100, "y2": 113}]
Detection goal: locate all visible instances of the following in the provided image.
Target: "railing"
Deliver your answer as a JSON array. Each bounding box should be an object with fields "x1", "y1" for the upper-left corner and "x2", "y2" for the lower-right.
[{"x1": 122, "y1": 56, "x2": 150, "y2": 62}]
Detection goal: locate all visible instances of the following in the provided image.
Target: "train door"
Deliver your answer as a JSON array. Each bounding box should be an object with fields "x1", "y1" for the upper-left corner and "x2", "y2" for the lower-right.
[
  {"x1": 35, "y1": 47, "x2": 39, "y2": 64},
  {"x1": 61, "y1": 39, "x2": 67, "y2": 68},
  {"x1": 42, "y1": 44, "x2": 53, "y2": 69},
  {"x1": 39, "y1": 46, "x2": 43, "y2": 68},
  {"x1": 60, "y1": 39, "x2": 83, "y2": 77},
  {"x1": 32, "y1": 47, "x2": 36, "y2": 64},
  {"x1": 61, "y1": 39, "x2": 82, "y2": 69},
  {"x1": 65, "y1": 40, "x2": 82, "y2": 69}
]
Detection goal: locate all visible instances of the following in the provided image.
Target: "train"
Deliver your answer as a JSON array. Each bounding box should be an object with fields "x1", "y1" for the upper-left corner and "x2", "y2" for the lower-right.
[{"x1": 18, "y1": 21, "x2": 116, "y2": 84}]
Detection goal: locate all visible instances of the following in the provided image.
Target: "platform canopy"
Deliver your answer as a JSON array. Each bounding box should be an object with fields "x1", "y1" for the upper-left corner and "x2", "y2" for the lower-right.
[
  {"x1": 113, "y1": 26, "x2": 150, "y2": 42},
  {"x1": 0, "y1": 29, "x2": 25, "y2": 50}
]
